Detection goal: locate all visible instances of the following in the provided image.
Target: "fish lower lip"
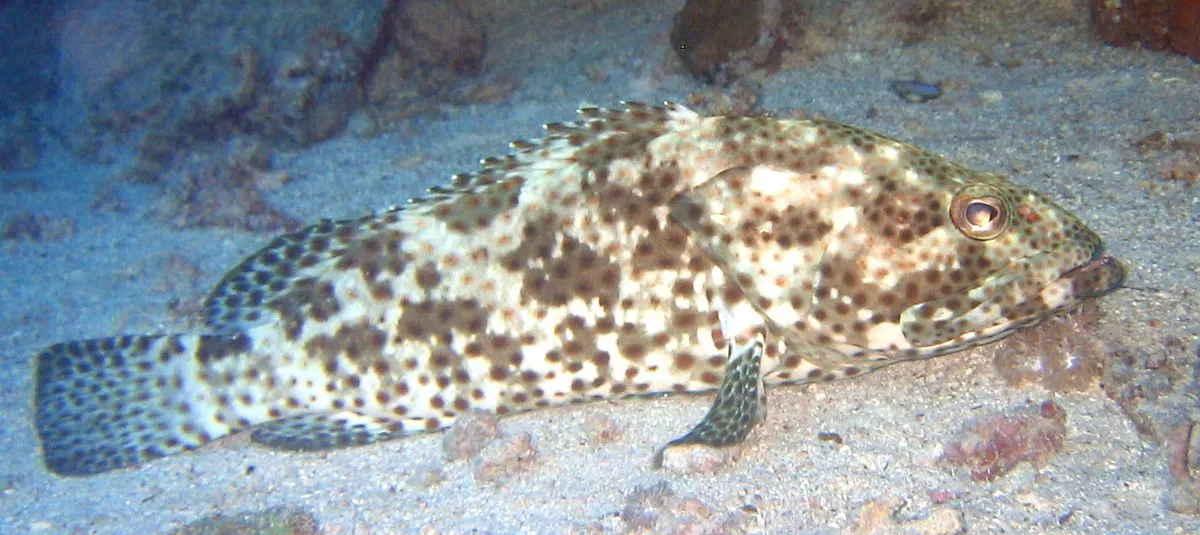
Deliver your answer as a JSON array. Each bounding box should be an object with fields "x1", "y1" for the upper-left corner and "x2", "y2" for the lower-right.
[{"x1": 1061, "y1": 255, "x2": 1125, "y2": 298}]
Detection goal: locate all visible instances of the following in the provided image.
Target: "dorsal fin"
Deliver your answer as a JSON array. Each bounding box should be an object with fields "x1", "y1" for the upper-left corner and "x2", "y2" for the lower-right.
[{"x1": 418, "y1": 102, "x2": 698, "y2": 196}]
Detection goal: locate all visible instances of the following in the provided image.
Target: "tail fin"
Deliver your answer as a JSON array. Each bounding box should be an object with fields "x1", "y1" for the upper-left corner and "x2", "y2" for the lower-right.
[{"x1": 34, "y1": 334, "x2": 249, "y2": 476}]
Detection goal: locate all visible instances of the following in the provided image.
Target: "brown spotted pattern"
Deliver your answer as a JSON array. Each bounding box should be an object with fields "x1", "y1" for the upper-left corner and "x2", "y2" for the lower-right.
[{"x1": 33, "y1": 103, "x2": 1121, "y2": 476}]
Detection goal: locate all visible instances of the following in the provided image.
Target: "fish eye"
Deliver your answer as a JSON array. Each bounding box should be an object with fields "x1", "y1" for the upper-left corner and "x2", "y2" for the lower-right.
[{"x1": 950, "y1": 186, "x2": 1009, "y2": 240}]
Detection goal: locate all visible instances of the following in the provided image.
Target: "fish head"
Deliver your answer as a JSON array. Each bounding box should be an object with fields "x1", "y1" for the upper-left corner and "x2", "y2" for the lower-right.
[{"x1": 670, "y1": 151, "x2": 1122, "y2": 364}]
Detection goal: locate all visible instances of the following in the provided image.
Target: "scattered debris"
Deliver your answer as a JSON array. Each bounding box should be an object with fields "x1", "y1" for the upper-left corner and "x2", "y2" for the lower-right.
[
  {"x1": 149, "y1": 252, "x2": 204, "y2": 295},
  {"x1": 1161, "y1": 153, "x2": 1200, "y2": 186},
  {"x1": 940, "y1": 400, "x2": 1068, "y2": 482},
  {"x1": 148, "y1": 252, "x2": 208, "y2": 325},
  {"x1": 926, "y1": 489, "x2": 962, "y2": 504},
  {"x1": 620, "y1": 481, "x2": 680, "y2": 531},
  {"x1": 615, "y1": 481, "x2": 761, "y2": 534},
  {"x1": 1131, "y1": 130, "x2": 1200, "y2": 186},
  {"x1": 848, "y1": 497, "x2": 965, "y2": 535},
  {"x1": 1132, "y1": 130, "x2": 1172, "y2": 155}
]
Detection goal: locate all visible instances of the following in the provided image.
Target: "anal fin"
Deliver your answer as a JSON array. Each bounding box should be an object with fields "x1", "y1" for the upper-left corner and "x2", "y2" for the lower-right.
[{"x1": 249, "y1": 412, "x2": 404, "y2": 451}]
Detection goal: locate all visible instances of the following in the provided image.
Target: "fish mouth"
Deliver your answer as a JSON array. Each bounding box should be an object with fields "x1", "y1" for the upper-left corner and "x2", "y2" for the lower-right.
[{"x1": 1058, "y1": 255, "x2": 1124, "y2": 299}]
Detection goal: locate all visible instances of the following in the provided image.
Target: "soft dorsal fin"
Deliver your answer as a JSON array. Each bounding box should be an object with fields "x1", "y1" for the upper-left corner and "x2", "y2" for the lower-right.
[{"x1": 202, "y1": 210, "x2": 402, "y2": 332}]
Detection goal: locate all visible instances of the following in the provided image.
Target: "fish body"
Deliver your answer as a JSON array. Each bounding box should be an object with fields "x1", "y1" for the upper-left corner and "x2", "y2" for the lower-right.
[{"x1": 34, "y1": 103, "x2": 1122, "y2": 476}]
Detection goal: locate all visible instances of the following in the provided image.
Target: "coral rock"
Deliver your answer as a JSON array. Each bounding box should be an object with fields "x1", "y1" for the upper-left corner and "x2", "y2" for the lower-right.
[
  {"x1": 395, "y1": 0, "x2": 487, "y2": 75},
  {"x1": 670, "y1": 0, "x2": 799, "y2": 84},
  {"x1": 154, "y1": 164, "x2": 299, "y2": 232},
  {"x1": 1168, "y1": 1, "x2": 1200, "y2": 61},
  {"x1": 1090, "y1": 0, "x2": 1200, "y2": 62},
  {"x1": 364, "y1": 0, "x2": 489, "y2": 119}
]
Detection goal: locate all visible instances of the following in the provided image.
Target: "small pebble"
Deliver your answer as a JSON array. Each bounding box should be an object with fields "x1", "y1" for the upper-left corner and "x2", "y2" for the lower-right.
[
  {"x1": 654, "y1": 442, "x2": 743, "y2": 474},
  {"x1": 582, "y1": 414, "x2": 622, "y2": 444},
  {"x1": 348, "y1": 109, "x2": 382, "y2": 139},
  {"x1": 620, "y1": 481, "x2": 676, "y2": 530},
  {"x1": 442, "y1": 412, "x2": 500, "y2": 461},
  {"x1": 978, "y1": 89, "x2": 1004, "y2": 105},
  {"x1": 406, "y1": 463, "x2": 446, "y2": 489},
  {"x1": 890, "y1": 79, "x2": 943, "y2": 103},
  {"x1": 817, "y1": 431, "x2": 844, "y2": 445},
  {"x1": 473, "y1": 432, "x2": 537, "y2": 483}
]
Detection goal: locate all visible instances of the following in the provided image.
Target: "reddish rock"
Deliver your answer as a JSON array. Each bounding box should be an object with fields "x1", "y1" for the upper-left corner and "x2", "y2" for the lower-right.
[
  {"x1": 1164, "y1": 420, "x2": 1200, "y2": 514},
  {"x1": 1090, "y1": 0, "x2": 1200, "y2": 61},
  {"x1": 364, "y1": 0, "x2": 489, "y2": 116},
  {"x1": 1169, "y1": 0, "x2": 1200, "y2": 60},
  {"x1": 670, "y1": 0, "x2": 800, "y2": 84},
  {"x1": 940, "y1": 401, "x2": 1069, "y2": 482}
]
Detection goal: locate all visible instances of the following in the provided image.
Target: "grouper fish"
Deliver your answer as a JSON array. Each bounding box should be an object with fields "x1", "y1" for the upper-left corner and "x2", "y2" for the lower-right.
[{"x1": 33, "y1": 103, "x2": 1123, "y2": 476}]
